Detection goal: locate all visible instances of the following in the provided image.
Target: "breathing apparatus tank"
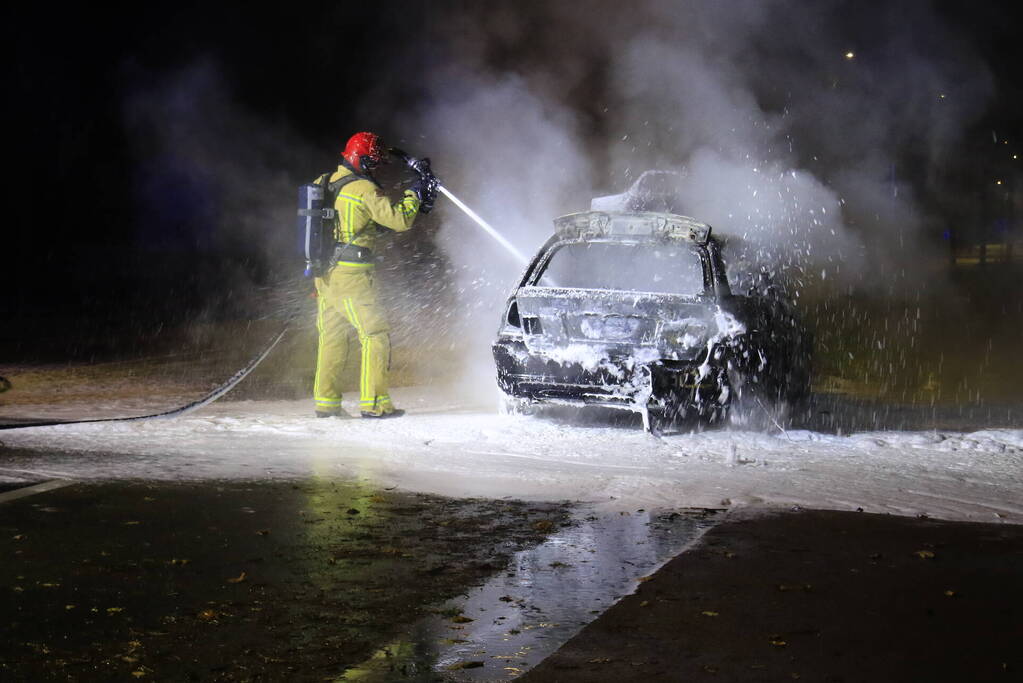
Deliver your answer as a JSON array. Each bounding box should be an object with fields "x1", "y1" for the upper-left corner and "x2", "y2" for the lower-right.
[{"x1": 297, "y1": 181, "x2": 336, "y2": 278}]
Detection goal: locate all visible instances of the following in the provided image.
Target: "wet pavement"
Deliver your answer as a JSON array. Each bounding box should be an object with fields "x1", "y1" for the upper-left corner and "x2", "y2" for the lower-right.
[
  {"x1": 3, "y1": 471, "x2": 1021, "y2": 682},
  {"x1": 0, "y1": 479, "x2": 572, "y2": 681},
  {"x1": 0, "y1": 477, "x2": 722, "y2": 681},
  {"x1": 523, "y1": 508, "x2": 1023, "y2": 683},
  {"x1": 339, "y1": 508, "x2": 720, "y2": 681}
]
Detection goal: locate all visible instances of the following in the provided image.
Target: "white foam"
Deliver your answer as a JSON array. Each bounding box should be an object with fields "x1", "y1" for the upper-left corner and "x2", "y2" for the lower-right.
[{"x1": 2, "y1": 384, "x2": 1021, "y2": 524}]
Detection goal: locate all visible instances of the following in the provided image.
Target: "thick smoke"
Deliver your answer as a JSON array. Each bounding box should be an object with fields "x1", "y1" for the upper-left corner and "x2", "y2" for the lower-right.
[
  {"x1": 120, "y1": 2, "x2": 1001, "y2": 405},
  {"x1": 358, "y1": 0, "x2": 994, "y2": 396}
]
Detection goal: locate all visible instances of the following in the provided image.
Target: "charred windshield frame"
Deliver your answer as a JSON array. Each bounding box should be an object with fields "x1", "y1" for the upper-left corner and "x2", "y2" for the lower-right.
[
  {"x1": 525, "y1": 237, "x2": 715, "y2": 297},
  {"x1": 706, "y1": 237, "x2": 732, "y2": 298}
]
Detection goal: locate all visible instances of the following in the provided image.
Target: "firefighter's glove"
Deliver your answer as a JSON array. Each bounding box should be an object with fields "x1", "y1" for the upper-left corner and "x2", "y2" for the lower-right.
[{"x1": 411, "y1": 176, "x2": 438, "y2": 214}]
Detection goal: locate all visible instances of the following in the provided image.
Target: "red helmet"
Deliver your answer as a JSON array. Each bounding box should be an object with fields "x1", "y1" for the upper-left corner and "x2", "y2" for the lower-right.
[{"x1": 343, "y1": 132, "x2": 386, "y2": 172}]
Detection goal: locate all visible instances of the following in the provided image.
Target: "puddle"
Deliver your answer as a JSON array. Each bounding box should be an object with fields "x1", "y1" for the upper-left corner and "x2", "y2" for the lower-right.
[{"x1": 340, "y1": 508, "x2": 722, "y2": 681}]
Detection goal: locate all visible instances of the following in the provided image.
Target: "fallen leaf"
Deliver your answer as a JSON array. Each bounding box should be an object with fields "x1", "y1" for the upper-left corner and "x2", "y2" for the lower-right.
[
  {"x1": 227, "y1": 571, "x2": 247, "y2": 584},
  {"x1": 107, "y1": 607, "x2": 124, "y2": 615},
  {"x1": 256, "y1": 529, "x2": 270, "y2": 536},
  {"x1": 914, "y1": 550, "x2": 935, "y2": 559},
  {"x1": 450, "y1": 615, "x2": 474, "y2": 624},
  {"x1": 701, "y1": 610, "x2": 719, "y2": 617},
  {"x1": 131, "y1": 670, "x2": 146, "y2": 678},
  {"x1": 65, "y1": 605, "x2": 75, "y2": 610},
  {"x1": 770, "y1": 639, "x2": 787, "y2": 647},
  {"x1": 532, "y1": 520, "x2": 554, "y2": 533},
  {"x1": 588, "y1": 658, "x2": 613, "y2": 664},
  {"x1": 124, "y1": 521, "x2": 141, "y2": 526},
  {"x1": 944, "y1": 590, "x2": 956, "y2": 597},
  {"x1": 637, "y1": 576, "x2": 654, "y2": 583},
  {"x1": 640, "y1": 601, "x2": 650, "y2": 607},
  {"x1": 12, "y1": 535, "x2": 25, "y2": 541},
  {"x1": 447, "y1": 661, "x2": 484, "y2": 670},
  {"x1": 168, "y1": 558, "x2": 190, "y2": 566}
]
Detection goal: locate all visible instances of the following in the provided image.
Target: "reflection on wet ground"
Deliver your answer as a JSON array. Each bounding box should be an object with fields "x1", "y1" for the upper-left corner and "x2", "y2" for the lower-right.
[
  {"x1": 1, "y1": 475, "x2": 721, "y2": 681},
  {"x1": 339, "y1": 508, "x2": 721, "y2": 681},
  {"x1": 0, "y1": 480, "x2": 571, "y2": 681}
]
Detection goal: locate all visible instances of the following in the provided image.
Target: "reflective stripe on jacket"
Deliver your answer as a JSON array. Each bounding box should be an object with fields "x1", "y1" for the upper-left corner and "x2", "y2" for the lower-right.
[{"x1": 314, "y1": 165, "x2": 420, "y2": 260}]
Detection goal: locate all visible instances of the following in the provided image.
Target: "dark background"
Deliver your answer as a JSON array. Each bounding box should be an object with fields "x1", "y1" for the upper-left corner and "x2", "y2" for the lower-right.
[{"x1": 3, "y1": 1, "x2": 1021, "y2": 364}]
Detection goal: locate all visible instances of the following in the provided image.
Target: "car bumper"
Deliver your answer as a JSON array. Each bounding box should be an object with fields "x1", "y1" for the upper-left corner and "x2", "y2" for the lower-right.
[{"x1": 493, "y1": 338, "x2": 727, "y2": 408}]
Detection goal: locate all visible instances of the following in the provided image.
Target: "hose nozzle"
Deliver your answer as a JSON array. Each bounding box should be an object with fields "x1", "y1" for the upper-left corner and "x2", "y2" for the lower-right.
[{"x1": 389, "y1": 147, "x2": 438, "y2": 183}]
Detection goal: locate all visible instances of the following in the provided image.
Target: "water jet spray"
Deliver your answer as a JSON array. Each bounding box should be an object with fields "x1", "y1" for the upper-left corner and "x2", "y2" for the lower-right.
[
  {"x1": 436, "y1": 185, "x2": 528, "y2": 265},
  {"x1": 392, "y1": 149, "x2": 528, "y2": 265}
]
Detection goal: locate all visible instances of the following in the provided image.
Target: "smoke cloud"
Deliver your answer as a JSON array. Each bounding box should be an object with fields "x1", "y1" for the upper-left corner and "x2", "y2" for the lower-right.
[
  {"x1": 356, "y1": 0, "x2": 995, "y2": 396},
  {"x1": 120, "y1": 1, "x2": 1002, "y2": 404}
]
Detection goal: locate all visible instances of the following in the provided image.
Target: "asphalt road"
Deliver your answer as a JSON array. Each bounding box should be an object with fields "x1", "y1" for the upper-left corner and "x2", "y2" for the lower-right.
[{"x1": 523, "y1": 508, "x2": 1023, "y2": 683}]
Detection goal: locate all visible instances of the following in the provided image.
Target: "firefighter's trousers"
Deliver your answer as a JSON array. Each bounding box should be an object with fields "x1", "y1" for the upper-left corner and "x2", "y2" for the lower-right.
[{"x1": 313, "y1": 266, "x2": 395, "y2": 415}]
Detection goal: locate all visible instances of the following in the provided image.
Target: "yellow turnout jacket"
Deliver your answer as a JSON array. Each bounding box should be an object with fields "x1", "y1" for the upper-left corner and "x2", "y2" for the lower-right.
[{"x1": 314, "y1": 165, "x2": 420, "y2": 267}]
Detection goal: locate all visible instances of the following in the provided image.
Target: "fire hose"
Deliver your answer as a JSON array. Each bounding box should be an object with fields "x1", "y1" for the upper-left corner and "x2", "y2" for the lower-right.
[{"x1": 0, "y1": 308, "x2": 299, "y2": 431}]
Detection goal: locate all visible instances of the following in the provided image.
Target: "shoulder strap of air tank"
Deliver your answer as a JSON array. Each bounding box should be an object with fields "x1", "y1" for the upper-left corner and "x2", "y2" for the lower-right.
[{"x1": 326, "y1": 174, "x2": 363, "y2": 196}]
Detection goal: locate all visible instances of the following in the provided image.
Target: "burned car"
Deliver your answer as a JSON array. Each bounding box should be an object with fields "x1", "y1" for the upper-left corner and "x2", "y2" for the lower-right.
[{"x1": 492, "y1": 210, "x2": 811, "y2": 431}]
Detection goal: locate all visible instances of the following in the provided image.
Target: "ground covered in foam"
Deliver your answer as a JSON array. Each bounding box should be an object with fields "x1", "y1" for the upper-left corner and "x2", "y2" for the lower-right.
[{"x1": 2, "y1": 385, "x2": 1021, "y2": 524}]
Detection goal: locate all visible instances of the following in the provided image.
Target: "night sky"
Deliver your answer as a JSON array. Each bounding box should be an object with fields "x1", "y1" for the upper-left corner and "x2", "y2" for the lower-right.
[{"x1": 4, "y1": 1, "x2": 1021, "y2": 343}]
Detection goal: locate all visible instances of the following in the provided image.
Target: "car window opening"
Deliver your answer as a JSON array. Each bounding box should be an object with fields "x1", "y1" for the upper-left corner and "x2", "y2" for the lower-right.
[
  {"x1": 506, "y1": 300, "x2": 521, "y2": 328},
  {"x1": 535, "y1": 242, "x2": 707, "y2": 295}
]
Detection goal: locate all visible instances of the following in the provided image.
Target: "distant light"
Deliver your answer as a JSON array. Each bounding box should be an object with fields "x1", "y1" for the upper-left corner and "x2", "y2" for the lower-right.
[
  {"x1": 1014, "y1": 154, "x2": 1019, "y2": 160},
  {"x1": 939, "y1": 93, "x2": 946, "y2": 99},
  {"x1": 995, "y1": 180, "x2": 1003, "y2": 185},
  {"x1": 845, "y1": 51, "x2": 855, "y2": 60}
]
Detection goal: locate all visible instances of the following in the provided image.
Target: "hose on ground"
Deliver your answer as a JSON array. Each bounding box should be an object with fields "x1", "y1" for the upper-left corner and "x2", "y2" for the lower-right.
[{"x1": 0, "y1": 309, "x2": 299, "y2": 431}]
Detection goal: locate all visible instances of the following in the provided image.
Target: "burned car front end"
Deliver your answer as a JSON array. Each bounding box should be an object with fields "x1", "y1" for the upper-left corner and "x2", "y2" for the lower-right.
[{"x1": 492, "y1": 211, "x2": 810, "y2": 430}]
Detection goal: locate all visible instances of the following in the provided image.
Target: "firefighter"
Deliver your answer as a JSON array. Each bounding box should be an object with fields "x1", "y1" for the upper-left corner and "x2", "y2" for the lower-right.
[{"x1": 312, "y1": 131, "x2": 435, "y2": 419}]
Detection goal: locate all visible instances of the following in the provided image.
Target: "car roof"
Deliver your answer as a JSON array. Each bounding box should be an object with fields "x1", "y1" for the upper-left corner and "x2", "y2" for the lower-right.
[{"x1": 552, "y1": 211, "x2": 712, "y2": 245}]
